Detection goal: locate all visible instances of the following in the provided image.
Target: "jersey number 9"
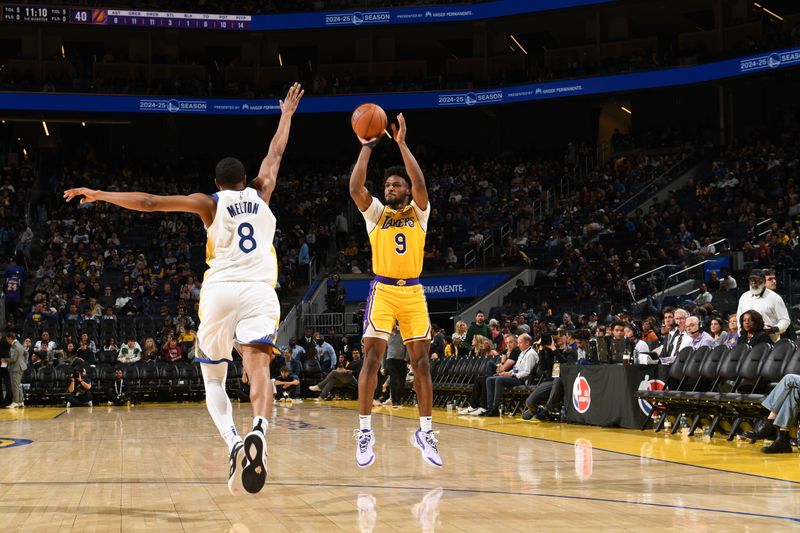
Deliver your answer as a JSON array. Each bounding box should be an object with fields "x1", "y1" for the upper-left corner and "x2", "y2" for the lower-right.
[{"x1": 395, "y1": 233, "x2": 407, "y2": 255}]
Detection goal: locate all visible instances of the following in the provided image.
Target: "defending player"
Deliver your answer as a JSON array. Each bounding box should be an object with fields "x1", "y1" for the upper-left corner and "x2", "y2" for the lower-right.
[
  {"x1": 64, "y1": 83, "x2": 304, "y2": 495},
  {"x1": 349, "y1": 113, "x2": 442, "y2": 468}
]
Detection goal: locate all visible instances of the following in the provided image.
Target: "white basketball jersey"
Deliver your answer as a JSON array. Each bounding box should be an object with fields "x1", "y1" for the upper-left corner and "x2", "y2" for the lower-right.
[{"x1": 204, "y1": 188, "x2": 278, "y2": 286}]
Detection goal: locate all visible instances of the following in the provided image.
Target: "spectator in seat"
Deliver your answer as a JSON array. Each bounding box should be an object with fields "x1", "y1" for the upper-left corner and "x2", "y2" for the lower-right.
[
  {"x1": 481, "y1": 333, "x2": 537, "y2": 417},
  {"x1": 736, "y1": 269, "x2": 789, "y2": 342},
  {"x1": 720, "y1": 268, "x2": 737, "y2": 291},
  {"x1": 313, "y1": 334, "x2": 336, "y2": 373},
  {"x1": 465, "y1": 311, "x2": 491, "y2": 345},
  {"x1": 624, "y1": 323, "x2": 650, "y2": 355},
  {"x1": 77, "y1": 339, "x2": 96, "y2": 364},
  {"x1": 707, "y1": 271, "x2": 721, "y2": 292},
  {"x1": 488, "y1": 319, "x2": 505, "y2": 352},
  {"x1": 60, "y1": 342, "x2": 79, "y2": 365},
  {"x1": 309, "y1": 348, "x2": 363, "y2": 400},
  {"x1": 298, "y1": 328, "x2": 315, "y2": 355},
  {"x1": 451, "y1": 320, "x2": 469, "y2": 355},
  {"x1": 737, "y1": 310, "x2": 773, "y2": 347},
  {"x1": 445, "y1": 247, "x2": 458, "y2": 269},
  {"x1": 708, "y1": 317, "x2": 729, "y2": 346},
  {"x1": 287, "y1": 337, "x2": 306, "y2": 362},
  {"x1": 641, "y1": 317, "x2": 659, "y2": 344},
  {"x1": 118, "y1": 337, "x2": 142, "y2": 364},
  {"x1": 162, "y1": 336, "x2": 183, "y2": 363},
  {"x1": 521, "y1": 331, "x2": 580, "y2": 421},
  {"x1": 34, "y1": 331, "x2": 57, "y2": 363},
  {"x1": 103, "y1": 336, "x2": 119, "y2": 356},
  {"x1": 67, "y1": 366, "x2": 92, "y2": 407},
  {"x1": 459, "y1": 334, "x2": 519, "y2": 416},
  {"x1": 326, "y1": 274, "x2": 346, "y2": 313},
  {"x1": 108, "y1": 367, "x2": 133, "y2": 406},
  {"x1": 81, "y1": 306, "x2": 98, "y2": 327},
  {"x1": 663, "y1": 308, "x2": 689, "y2": 361},
  {"x1": 79, "y1": 333, "x2": 97, "y2": 356},
  {"x1": 141, "y1": 338, "x2": 158, "y2": 361},
  {"x1": 65, "y1": 303, "x2": 81, "y2": 322},
  {"x1": 272, "y1": 365, "x2": 300, "y2": 402},
  {"x1": 742, "y1": 373, "x2": 800, "y2": 453},
  {"x1": 468, "y1": 335, "x2": 494, "y2": 358},
  {"x1": 429, "y1": 325, "x2": 446, "y2": 360},
  {"x1": 693, "y1": 283, "x2": 713, "y2": 306},
  {"x1": 176, "y1": 320, "x2": 197, "y2": 354},
  {"x1": 100, "y1": 286, "x2": 115, "y2": 308},
  {"x1": 281, "y1": 348, "x2": 302, "y2": 376},
  {"x1": 685, "y1": 316, "x2": 715, "y2": 349},
  {"x1": 724, "y1": 313, "x2": 740, "y2": 347},
  {"x1": 338, "y1": 336, "x2": 354, "y2": 360}
]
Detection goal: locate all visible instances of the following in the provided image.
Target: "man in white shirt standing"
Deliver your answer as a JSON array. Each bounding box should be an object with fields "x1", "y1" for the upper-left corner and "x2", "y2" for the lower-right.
[
  {"x1": 482, "y1": 333, "x2": 538, "y2": 417},
  {"x1": 736, "y1": 269, "x2": 790, "y2": 342}
]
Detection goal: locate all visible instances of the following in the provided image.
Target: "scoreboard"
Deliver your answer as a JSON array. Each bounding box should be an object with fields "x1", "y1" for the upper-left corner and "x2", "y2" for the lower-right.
[
  {"x1": 1, "y1": 4, "x2": 251, "y2": 30},
  {"x1": 1, "y1": 5, "x2": 68, "y2": 23}
]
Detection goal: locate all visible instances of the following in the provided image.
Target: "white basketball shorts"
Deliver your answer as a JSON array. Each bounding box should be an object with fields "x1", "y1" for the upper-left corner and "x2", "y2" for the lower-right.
[{"x1": 196, "y1": 281, "x2": 281, "y2": 364}]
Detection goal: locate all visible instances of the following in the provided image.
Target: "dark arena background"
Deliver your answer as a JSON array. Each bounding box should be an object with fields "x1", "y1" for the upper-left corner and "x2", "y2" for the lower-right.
[{"x1": 1, "y1": 0, "x2": 800, "y2": 531}]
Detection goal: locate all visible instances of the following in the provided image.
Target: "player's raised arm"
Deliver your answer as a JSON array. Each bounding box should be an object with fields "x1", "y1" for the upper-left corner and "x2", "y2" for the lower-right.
[
  {"x1": 349, "y1": 138, "x2": 378, "y2": 212},
  {"x1": 250, "y1": 82, "x2": 304, "y2": 204},
  {"x1": 391, "y1": 113, "x2": 428, "y2": 210},
  {"x1": 63, "y1": 188, "x2": 216, "y2": 227}
]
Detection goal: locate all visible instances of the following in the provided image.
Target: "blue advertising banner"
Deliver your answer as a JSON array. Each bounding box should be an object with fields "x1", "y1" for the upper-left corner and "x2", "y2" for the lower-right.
[
  {"x1": 703, "y1": 256, "x2": 732, "y2": 283},
  {"x1": 338, "y1": 273, "x2": 512, "y2": 302},
  {"x1": 1, "y1": 47, "x2": 798, "y2": 115},
  {"x1": 250, "y1": 0, "x2": 613, "y2": 31},
  {"x1": 0, "y1": 1, "x2": 614, "y2": 31}
]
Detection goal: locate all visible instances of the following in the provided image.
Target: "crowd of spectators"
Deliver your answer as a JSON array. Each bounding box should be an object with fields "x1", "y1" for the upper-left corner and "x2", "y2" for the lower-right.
[{"x1": 1, "y1": 122, "x2": 798, "y2": 412}]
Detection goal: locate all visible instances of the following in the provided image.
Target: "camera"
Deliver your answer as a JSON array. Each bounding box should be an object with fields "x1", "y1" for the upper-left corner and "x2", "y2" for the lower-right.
[{"x1": 72, "y1": 370, "x2": 80, "y2": 378}]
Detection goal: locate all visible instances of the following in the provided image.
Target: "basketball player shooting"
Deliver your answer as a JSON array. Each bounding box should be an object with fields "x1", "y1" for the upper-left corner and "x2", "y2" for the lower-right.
[
  {"x1": 349, "y1": 112, "x2": 442, "y2": 468},
  {"x1": 63, "y1": 82, "x2": 304, "y2": 495}
]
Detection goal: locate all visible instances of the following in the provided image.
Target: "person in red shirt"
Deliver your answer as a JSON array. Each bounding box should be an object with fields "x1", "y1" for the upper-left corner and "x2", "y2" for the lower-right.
[{"x1": 162, "y1": 337, "x2": 183, "y2": 363}]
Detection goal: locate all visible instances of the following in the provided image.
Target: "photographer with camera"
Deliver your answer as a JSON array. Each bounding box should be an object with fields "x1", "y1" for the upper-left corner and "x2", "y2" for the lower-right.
[{"x1": 67, "y1": 366, "x2": 93, "y2": 407}]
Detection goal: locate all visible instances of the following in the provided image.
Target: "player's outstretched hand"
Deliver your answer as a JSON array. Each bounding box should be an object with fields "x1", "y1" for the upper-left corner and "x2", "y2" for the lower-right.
[
  {"x1": 63, "y1": 187, "x2": 99, "y2": 204},
  {"x1": 279, "y1": 82, "x2": 304, "y2": 115},
  {"x1": 391, "y1": 112, "x2": 406, "y2": 144}
]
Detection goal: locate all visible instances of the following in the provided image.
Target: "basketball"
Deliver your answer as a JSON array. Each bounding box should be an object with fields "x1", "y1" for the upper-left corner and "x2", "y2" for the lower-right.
[{"x1": 351, "y1": 103, "x2": 387, "y2": 140}]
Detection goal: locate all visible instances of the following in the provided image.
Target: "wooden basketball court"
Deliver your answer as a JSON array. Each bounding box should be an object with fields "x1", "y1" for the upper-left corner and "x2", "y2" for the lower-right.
[{"x1": 1, "y1": 401, "x2": 798, "y2": 531}]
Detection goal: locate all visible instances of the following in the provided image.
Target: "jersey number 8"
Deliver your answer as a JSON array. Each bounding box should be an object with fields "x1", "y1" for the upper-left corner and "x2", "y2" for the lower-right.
[{"x1": 238, "y1": 222, "x2": 257, "y2": 253}]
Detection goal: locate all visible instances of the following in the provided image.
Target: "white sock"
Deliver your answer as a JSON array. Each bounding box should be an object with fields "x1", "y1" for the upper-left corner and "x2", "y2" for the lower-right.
[
  {"x1": 253, "y1": 416, "x2": 269, "y2": 435},
  {"x1": 420, "y1": 416, "x2": 432, "y2": 432},
  {"x1": 201, "y1": 363, "x2": 240, "y2": 452},
  {"x1": 359, "y1": 415, "x2": 372, "y2": 431}
]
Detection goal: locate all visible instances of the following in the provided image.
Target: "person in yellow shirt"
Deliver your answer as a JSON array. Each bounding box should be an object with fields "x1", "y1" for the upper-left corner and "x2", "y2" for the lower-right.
[{"x1": 349, "y1": 112, "x2": 441, "y2": 469}]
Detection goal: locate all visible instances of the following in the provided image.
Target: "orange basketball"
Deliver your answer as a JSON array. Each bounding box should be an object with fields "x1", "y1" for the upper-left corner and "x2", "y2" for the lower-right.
[{"x1": 351, "y1": 103, "x2": 387, "y2": 140}]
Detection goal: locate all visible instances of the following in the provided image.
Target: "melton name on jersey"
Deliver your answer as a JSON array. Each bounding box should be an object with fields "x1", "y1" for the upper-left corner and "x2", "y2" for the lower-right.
[
  {"x1": 204, "y1": 187, "x2": 278, "y2": 286},
  {"x1": 361, "y1": 196, "x2": 430, "y2": 280}
]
